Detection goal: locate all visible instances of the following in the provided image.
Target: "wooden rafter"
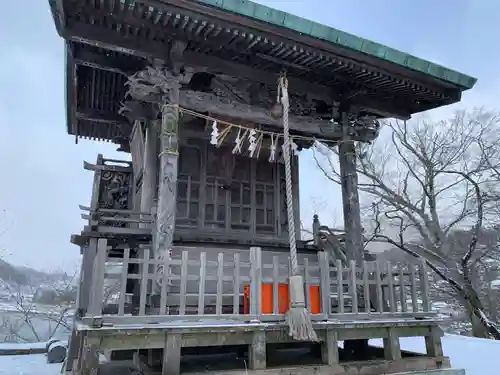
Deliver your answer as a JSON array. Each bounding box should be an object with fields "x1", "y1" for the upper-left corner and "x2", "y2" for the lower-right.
[{"x1": 66, "y1": 22, "x2": 413, "y2": 120}]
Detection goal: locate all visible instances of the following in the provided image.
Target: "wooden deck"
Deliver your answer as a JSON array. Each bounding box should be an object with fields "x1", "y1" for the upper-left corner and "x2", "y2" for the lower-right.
[
  {"x1": 74, "y1": 318, "x2": 449, "y2": 375},
  {"x1": 69, "y1": 238, "x2": 446, "y2": 375}
]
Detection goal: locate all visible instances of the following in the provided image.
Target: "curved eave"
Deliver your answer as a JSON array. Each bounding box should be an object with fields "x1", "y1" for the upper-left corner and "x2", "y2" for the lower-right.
[
  {"x1": 49, "y1": 0, "x2": 478, "y2": 142},
  {"x1": 49, "y1": 0, "x2": 477, "y2": 93},
  {"x1": 192, "y1": 0, "x2": 477, "y2": 91}
]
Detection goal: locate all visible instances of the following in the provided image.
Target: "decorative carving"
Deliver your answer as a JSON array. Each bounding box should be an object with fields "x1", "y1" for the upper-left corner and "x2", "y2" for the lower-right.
[
  {"x1": 124, "y1": 66, "x2": 182, "y2": 105},
  {"x1": 98, "y1": 170, "x2": 131, "y2": 227},
  {"x1": 118, "y1": 99, "x2": 158, "y2": 123},
  {"x1": 120, "y1": 66, "x2": 381, "y2": 144},
  {"x1": 199, "y1": 74, "x2": 322, "y2": 118},
  {"x1": 206, "y1": 75, "x2": 382, "y2": 138}
]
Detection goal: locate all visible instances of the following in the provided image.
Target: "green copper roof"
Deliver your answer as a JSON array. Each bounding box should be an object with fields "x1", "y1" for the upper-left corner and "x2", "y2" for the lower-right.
[{"x1": 197, "y1": 0, "x2": 477, "y2": 90}]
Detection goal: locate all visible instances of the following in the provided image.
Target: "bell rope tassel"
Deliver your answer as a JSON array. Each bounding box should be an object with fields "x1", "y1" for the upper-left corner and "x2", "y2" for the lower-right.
[{"x1": 286, "y1": 275, "x2": 319, "y2": 341}]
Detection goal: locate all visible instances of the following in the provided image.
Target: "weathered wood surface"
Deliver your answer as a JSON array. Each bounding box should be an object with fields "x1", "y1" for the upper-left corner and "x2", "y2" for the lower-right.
[
  {"x1": 171, "y1": 131, "x2": 300, "y2": 244},
  {"x1": 338, "y1": 111, "x2": 364, "y2": 264},
  {"x1": 155, "y1": 73, "x2": 181, "y2": 290},
  {"x1": 167, "y1": 245, "x2": 320, "y2": 296},
  {"x1": 140, "y1": 120, "x2": 159, "y2": 230},
  {"x1": 90, "y1": 242, "x2": 432, "y2": 326},
  {"x1": 130, "y1": 120, "x2": 145, "y2": 181},
  {"x1": 122, "y1": 91, "x2": 379, "y2": 143},
  {"x1": 77, "y1": 320, "x2": 449, "y2": 375}
]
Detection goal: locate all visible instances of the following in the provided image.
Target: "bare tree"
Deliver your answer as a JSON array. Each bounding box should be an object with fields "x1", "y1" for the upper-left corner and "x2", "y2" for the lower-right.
[
  {"x1": 314, "y1": 108, "x2": 500, "y2": 339},
  {"x1": 0, "y1": 273, "x2": 77, "y2": 343}
]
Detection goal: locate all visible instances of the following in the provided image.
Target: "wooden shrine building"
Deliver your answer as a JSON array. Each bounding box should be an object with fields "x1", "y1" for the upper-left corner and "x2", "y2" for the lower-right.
[{"x1": 48, "y1": 1, "x2": 476, "y2": 375}]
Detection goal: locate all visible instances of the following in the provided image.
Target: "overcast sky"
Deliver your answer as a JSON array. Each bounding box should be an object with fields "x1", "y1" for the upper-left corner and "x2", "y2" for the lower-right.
[{"x1": 0, "y1": 0, "x2": 499, "y2": 271}]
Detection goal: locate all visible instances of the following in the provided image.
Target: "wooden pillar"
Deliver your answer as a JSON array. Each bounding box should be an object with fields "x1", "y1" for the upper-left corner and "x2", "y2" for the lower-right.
[
  {"x1": 425, "y1": 326, "x2": 444, "y2": 357},
  {"x1": 153, "y1": 42, "x2": 185, "y2": 274},
  {"x1": 140, "y1": 119, "x2": 159, "y2": 301},
  {"x1": 79, "y1": 239, "x2": 97, "y2": 314},
  {"x1": 338, "y1": 110, "x2": 363, "y2": 264},
  {"x1": 80, "y1": 343, "x2": 99, "y2": 375},
  {"x1": 88, "y1": 238, "x2": 107, "y2": 317},
  {"x1": 162, "y1": 333, "x2": 181, "y2": 375},
  {"x1": 141, "y1": 120, "x2": 159, "y2": 230},
  {"x1": 383, "y1": 328, "x2": 402, "y2": 360},
  {"x1": 64, "y1": 328, "x2": 80, "y2": 372},
  {"x1": 155, "y1": 73, "x2": 181, "y2": 277},
  {"x1": 249, "y1": 331, "x2": 266, "y2": 370},
  {"x1": 321, "y1": 329, "x2": 339, "y2": 366}
]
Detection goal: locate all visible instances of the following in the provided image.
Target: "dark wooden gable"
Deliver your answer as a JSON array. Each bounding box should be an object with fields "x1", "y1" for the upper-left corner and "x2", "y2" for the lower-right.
[{"x1": 175, "y1": 118, "x2": 300, "y2": 245}]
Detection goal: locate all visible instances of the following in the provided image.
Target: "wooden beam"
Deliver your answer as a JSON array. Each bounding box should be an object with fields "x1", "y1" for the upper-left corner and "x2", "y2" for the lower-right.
[
  {"x1": 76, "y1": 109, "x2": 129, "y2": 124},
  {"x1": 123, "y1": 91, "x2": 377, "y2": 142},
  {"x1": 65, "y1": 42, "x2": 77, "y2": 136},
  {"x1": 72, "y1": 46, "x2": 146, "y2": 76},
  {"x1": 66, "y1": 22, "x2": 411, "y2": 120}
]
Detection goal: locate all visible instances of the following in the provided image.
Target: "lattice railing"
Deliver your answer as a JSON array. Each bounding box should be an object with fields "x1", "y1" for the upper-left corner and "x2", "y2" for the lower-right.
[{"x1": 83, "y1": 239, "x2": 432, "y2": 327}]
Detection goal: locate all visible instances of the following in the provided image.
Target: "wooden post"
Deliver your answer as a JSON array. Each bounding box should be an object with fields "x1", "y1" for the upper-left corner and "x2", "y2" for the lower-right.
[
  {"x1": 321, "y1": 329, "x2": 339, "y2": 366},
  {"x1": 80, "y1": 343, "x2": 99, "y2": 375},
  {"x1": 425, "y1": 326, "x2": 444, "y2": 357},
  {"x1": 419, "y1": 258, "x2": 430, "y2": 312},
  {"x1": 318, "y1": 251, "x2": 330, "y2": 318},
  {"x1": 249, "y1": 330, "x2": 266, "y2": 370},
  {"x1": 79, "y1": 154, "x2": 103, "y2": 314},
  {"x1": 155, "y1": 72, "x2": 181, "y2": 290},
  {"x1": 383, "y1": 328, "x2": 402, "y2": 360},
  {"x1": 338, "y1": 110, "x2": 364, "y2": 264},
  {"x1": 88, "y1": 239, "x2": 107, "y2": 317},
  {"x1": 141, "y1": 119, "x2": 159, "y2": 230},
  {"x1": 139, "y1": 121, "x2": 158, "y2": 299},
  {"x1": 249, "y1": 246, "x2": 262, "y2": 321},
  {"x1": 162, "y1": 333, "x2": 181, "y2": 375},
  {"x1": 79, "y1": 239, "x2": 97, "y2": 316},
  {"x1": 66, "y1": 240, "x2": 96, "y2": 372},
  {"x1": 312, "y1": 214, "x2": 320, "y2": 246}
]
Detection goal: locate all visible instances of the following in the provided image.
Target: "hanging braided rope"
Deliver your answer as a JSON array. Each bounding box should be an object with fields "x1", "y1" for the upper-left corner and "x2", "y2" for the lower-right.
[{"x1": 279, "y1": 74, "x2": 319, "y2": 342}]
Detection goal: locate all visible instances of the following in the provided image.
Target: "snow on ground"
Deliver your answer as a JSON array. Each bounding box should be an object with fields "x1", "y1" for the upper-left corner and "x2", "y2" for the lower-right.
[
  {"x1": 370, "y1": 334, "x2": 500, "y2": 375},
  {"x1": 0, "y1": 354, "x2": 60, "y2": 375},
  {"x1": 0, "y1": 342, "x2": 46, "y2": 350}
]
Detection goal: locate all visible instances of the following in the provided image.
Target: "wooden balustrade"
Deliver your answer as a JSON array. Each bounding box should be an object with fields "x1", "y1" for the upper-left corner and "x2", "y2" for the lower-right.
[
  {"x1": 84, "y1": 239, "x2": 434, "y2": 327},
  {"x1": 80, "y1": 205, "x2": 154, "y2": 225}
]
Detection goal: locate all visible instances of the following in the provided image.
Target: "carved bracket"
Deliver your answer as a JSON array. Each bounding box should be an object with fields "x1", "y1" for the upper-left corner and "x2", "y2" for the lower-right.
[{"x1": 120, "y1": 65, "x2": 380, "y2": 143}]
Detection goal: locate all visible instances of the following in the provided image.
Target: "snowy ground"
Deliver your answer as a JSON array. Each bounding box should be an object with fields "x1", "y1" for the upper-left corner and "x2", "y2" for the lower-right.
[
  {"x1": 371, "y1": 334, "x2": 498, "y2": 375},
  {"x1": 0, "y1": 334, "x2": 497, "y2": 375},
  {"x1": 0, "y1": 353, "x2": 61, "y2": 375}
]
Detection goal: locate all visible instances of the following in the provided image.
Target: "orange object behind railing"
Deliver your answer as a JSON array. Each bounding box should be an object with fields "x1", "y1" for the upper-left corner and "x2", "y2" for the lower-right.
[{"x1": 243, "y1": 284, "x2": 321, "y2": 314}]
